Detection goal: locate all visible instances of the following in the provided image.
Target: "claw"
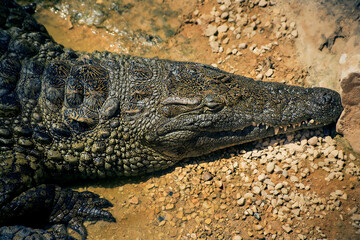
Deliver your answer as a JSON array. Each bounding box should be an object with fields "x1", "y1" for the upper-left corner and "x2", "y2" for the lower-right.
[
  {"x1": 68, "y1": 218, "x2": 87, "y2": 240},
  {"x1": 92, "y1": 197, "x2": 113, "y2": 208}
]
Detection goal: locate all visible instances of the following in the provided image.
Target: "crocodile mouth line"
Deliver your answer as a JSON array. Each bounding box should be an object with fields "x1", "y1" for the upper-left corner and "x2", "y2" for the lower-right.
[
  {"x1": 196, "y1": 118, "x2": 328, "y2": 138},
  {"x1": 248, "y1": 118, "x2": 322, "y2": 135}
]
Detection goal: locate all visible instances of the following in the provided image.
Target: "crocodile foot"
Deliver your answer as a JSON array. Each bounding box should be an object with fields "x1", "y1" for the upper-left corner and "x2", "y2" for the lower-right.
[
  {"x1": 0, "y1": 224, "x2": 75, "y2": 240},
  {"x1": 0, "y1": 184, "x2": 115, "y2": 240}
]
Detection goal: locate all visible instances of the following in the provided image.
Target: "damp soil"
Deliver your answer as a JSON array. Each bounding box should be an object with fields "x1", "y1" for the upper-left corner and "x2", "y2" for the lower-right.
[{"x1": 21, "y1": 0, "x2": 360, "y2": 239}]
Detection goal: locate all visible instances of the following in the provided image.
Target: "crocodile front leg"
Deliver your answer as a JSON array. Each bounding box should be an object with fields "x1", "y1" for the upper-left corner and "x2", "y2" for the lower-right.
[
  {"x1": 0, "y1": 184, "x2": 115, "y2": 239},
  {"x1": 0, "y1": 152, "x2": 115, "y2": 239},
  {"x1": 0, "y1": 224, "x2": 74, "y2": 240}
]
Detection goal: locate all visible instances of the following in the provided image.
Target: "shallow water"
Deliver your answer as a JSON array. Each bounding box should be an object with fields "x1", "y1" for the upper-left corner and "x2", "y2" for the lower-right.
[{"x1": 31, "y1": 0, "x2": 197, "y2": 58}]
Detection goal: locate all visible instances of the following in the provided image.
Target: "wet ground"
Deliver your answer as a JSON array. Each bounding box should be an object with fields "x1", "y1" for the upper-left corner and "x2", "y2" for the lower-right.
[{"x1": 17, "y1": 0, "x2": 360, "y2": 239}]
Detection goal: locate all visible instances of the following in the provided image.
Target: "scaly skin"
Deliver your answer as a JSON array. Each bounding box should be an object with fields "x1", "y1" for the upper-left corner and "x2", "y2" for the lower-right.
[{"x1": 0, "y1": 0, "x2": 343, "y2": 239}]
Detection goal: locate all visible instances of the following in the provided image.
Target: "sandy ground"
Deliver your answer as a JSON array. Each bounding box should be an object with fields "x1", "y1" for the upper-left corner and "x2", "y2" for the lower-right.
[{"x1": 21, "y1": 0, "x2": 360, "y2": 239}]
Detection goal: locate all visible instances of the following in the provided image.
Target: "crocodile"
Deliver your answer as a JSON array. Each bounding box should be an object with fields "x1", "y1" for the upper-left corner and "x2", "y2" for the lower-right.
[{"x1": 0, "y1": 0, "x2": 343, "y2": 239}]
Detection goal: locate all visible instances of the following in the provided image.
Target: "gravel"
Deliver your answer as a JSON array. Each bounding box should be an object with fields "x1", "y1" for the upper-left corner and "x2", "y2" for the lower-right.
[{"x1": 128, "y1": 125, "x2": 359, "y2": 239}]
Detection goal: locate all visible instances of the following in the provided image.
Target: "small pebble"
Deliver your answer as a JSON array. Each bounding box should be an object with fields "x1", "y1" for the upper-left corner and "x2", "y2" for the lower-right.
[
  {"x1": 291, "y1": 30, "x2": 298, "y2": 37},
  {"x1": 205, "y1": 24, "x2": 218, "y2": 36},
  {"x1": 238, "y1": 43, "x2": 247, "y2": 49},
  {"x1": 282, "y1": 225, "x2": 292, "y2": 233},
  {"x1": 258, "y1": 0, "x2": 267, "y2": 7},
  {"x1": 203, "y1": 172, "x2": 213, "y2": 181},
  {"x1": 265, "y1": 69, "x2": 274, "y2": 77},
  {"x1": 129, "y1": 196, "x2": 139, "y2": 205},
  {"x1": 218, "y1": 24, "x2": 229, "y2": 33},
  {"x1": 266, "y1": 162, "x2": 275, "y2": 173}
]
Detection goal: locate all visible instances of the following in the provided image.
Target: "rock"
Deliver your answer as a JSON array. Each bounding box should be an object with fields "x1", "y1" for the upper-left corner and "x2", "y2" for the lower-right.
[
  {"x1": 292, "y1": 209, "x2": 300, "y2": 216},
  {"x1": 290, "y1": 176, "x2": 299, "y2": 182},
  {"x1": 165, "y1": 203, "x2": 174, "y2": 210},
  {"x1": 256, "y1": 73, "x2": 263, "y2": 80},
  {"x1": 249, "y1": 44, "x2": 257, "y2": 51},
  {"x1": 338, "y1": 150, "x2": 344, "y2": 159},
  {"x1": 291, "y1": 30, "x2": 298, "y2": 37},
  {"x1": 275, "y1": 182, "x2": 283, "y2": 190},
  {"x1": 221, "y1": 12, "x2": 229, "y2": 19},
  {"x1": 226, "y1": 48, "x2": 233, "y2": 55},
  {"x1": 233, "y1": 235, "x2": 242, "y2": 240},
  {"x1": 337, "y1": 73, "x2": 360, "y2": 154},
  {"x1": 282, "y1": 225, "x2": 292, "y2": 233},
  {"x1": 218, "y1": 24, "x2": 229, "y2": 33},
  {"x1": 258, "y1": 174, "x2": 266, "y2": 182},
  {"x1": 244, "y1": 192, "x2": 254, "y2": 199},
  {"x1": 330, "y1": 149, "x2": 339, "y2": 158},
  {"x1": 253, "y1": 186, "x2": 261, "y2": 194},
  {"x1": 209, "y1": 41, "x2": 220, "y2": 53},
  {"x1": 324, "y1": 146, "x2": 336, "y2": 156},
  {"x1": 349, "y1": 207, "x2": 358, "y2": 215},
  {"x1": 237, "y1": 197, "x2": 245, "y2": 206},
  {"x1": 282, "y1": 170, "x2": 289, "y2": 178},
  {"x1": 205, "y1": 24, "x2": 218, "y2": 36},
  {"x1": 129, "y1": 196, "x2": 139, "y2": 205},
  {"x1": 220, "y1": 204, "x2": 227, "y2": 210},
  {"x1": 219, "y1": 4, "x2": 227, "y2": 12},
  {"x1": 286, "y1": 143, "x2": 304, "y2": 153},
  {"x1": 327, "y1": 172, "x2": 336, "y2": 180},
  {"x1": 351, "y1": 214, "x2": 360, "y2": 221},
  {"x1": 349, "y1": 153, "x2": 356, "y2": 161},
  {"x1": 205, "y1": 218, "x2": 212, "y2": 224},
  {"x1": 238, "y1": 43, "x2": 247, "y2": 49},
  {"x1": 266, "y1": 162, "x2": 275, "y2": 173},
  {"x1": 324, "y1": 136, "x2": 336, "y2": 145},
  {"x1": 258, "y1": 0, "x2": 268, "y2": 7},
  {"x1": 308, "y1": 136, "x2": 318, "y2": 146},
  {"x1": 265, "y1": 69, "x2": 274, "y2": 77},
  {"x1": 203, "y1": 171, "x2": 213, "y2": 181}
]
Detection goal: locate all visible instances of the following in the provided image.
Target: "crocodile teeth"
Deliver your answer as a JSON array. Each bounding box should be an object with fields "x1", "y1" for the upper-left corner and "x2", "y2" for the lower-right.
[
  {"x1": 309, "y1": 119, "x2": 315, "y2": 124},
  {"x1": 292, "y1": 124, "x2": 296, "y2": 129},
  {"x1": 252, "y1": 122, "x2": 257, "y2": 127},
  {"x1": 274, "y1": 127, "x2": 280, "y2": 135},
  {"x1": 266, "y1": 125, "x2": 269, "y2": 129},
  {"x1": 283, "y1": 126, "x2": 287, "y2": 131}
]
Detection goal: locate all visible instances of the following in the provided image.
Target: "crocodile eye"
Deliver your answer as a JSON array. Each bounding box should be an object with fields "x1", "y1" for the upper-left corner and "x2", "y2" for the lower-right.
[
  {"x1": 159, "y1": 96, "x2": 202, "y2": 117},
  {"x1": 203, "y1": 93, "x2": 225, "y2": 111}
]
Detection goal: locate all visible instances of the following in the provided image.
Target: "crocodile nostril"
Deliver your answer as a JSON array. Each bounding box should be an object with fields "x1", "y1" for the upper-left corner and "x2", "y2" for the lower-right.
[
  {"x1": 204, "y1": 94, "x2": 225, "y2": 109},
  {"x1": 319, "y1": 92, "x2": 333, "y2": 105},
  {"x1": 323, "y1": 94, "x2": 332, "y2": 103}
]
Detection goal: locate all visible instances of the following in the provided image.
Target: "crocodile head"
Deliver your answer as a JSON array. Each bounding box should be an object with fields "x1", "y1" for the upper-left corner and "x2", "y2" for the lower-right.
[{"x1": 144, "y1": 63, "x2": 343, "y2": 159}]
